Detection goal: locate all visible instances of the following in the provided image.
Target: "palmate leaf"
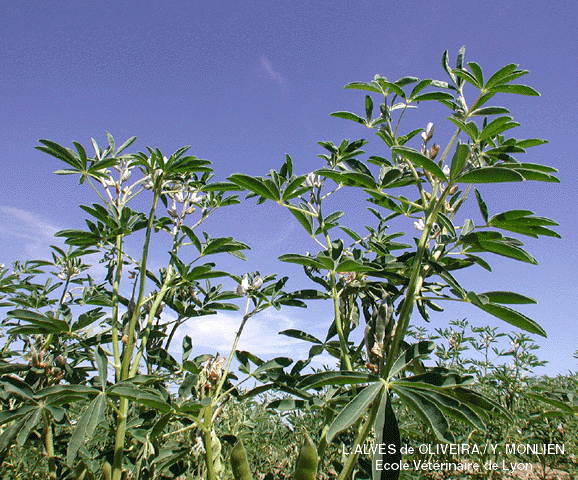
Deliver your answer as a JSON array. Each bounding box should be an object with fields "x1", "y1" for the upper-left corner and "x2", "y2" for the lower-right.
[
  {"x1": 66, "y1": 394, "x2": 106, "y2": 466},
  {"x1": 227, "y1": 174, "x2": 277, "y2": 201},
  {"x1": 464, "y1": 291, "x2": 546, "y2": 336},
  {"x1": 372, "y1": 390, "x2": 401, "y2": 480},
  {"x1": 298, "y1": 371, "x2": 379, "y2": 389},
  {"x1": 391, "y1": 146, "x2": 447, "y2": 181},
  {"x1": 326, "y1": 382, "x2": 384, "y2": 444},
  {"x1": 395, "y1": 386, "x2": 454, "y2": 443},
  {"x1": 388, "y1": 341, "x2": 435, "y2": 379}
]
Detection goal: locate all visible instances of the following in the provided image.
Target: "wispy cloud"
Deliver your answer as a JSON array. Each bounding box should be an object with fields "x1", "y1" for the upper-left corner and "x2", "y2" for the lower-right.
[
  {"x1": 0, "y1": 206, "x2": 61, "y2": 258},
  {"x1": 171, "y1": 308, "x2": 337, "y2": 370},
  {"x1": 261, "y1": 56, "x2": 287, "y2": 87},
  {"x1": 0, "y1": 206, "x2": 107, "y2": 278}
]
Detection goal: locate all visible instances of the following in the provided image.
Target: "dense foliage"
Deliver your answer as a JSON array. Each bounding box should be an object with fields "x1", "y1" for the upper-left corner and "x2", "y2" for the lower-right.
[{"x1": 1, "y1": 48, "x2": 575, "y2": 480}]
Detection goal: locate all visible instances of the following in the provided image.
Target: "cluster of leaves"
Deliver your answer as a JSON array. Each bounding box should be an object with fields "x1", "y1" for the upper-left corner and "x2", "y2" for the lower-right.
[{"x1": 0, "y1": 47, "x2": 569, "y2": 480}]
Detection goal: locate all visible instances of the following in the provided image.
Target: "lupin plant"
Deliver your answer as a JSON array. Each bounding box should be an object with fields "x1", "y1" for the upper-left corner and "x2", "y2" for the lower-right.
[
  {"x1": 0, "y1": 135, "x2": 307, "y2": 479},
  {"x1": 0, "y1": 47, "x2": 565, "y2": 480},
  {"x1": 228, "y1": 47, "x2": 560, "y2": 480}
]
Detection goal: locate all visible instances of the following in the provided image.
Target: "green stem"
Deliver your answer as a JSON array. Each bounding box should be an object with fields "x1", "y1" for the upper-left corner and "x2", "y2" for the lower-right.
[
  {"x1": 120, "y1": 190, "x2": 160, "y2": 381},
  {"x1": 202, "y1": 420, "x2": 217, "y2": 480},
  {"x1": 112, "y1": 189, "x2": 159, "y2": 480},
  {"x1": 43, "y1": 411, "x2": 57, "y2": 480},
  {"x1": 330, "y1": 274, "x2": 353, "y2": 371},
  {"x1": 111, "y1": 234, "x2": 124, "y2": 379},
  {"x1": 383, "y1": 184, "x2": 454, "y2": 377},
  {"x1": 112, "y1": 398, "x2": 128, "y2": 480},
  {"x1": 213, "y1": 296, "x2": 251, "y2": 402},
  {"x1": 129, "y1": 272, "x2": 174, "y2": 378},
  {"x1": 337, "y1": 393, "x2": 382, "y2": 480}
]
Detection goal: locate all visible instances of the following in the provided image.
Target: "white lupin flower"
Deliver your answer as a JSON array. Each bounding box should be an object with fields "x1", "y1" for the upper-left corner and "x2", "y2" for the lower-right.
[
  {"x1": 421, "y1": 122, "x2": 435, "y2": 142},
  {"x1": 442, "y1": 165, "x2": 450, "y2": 176},
  {"x1": 175, "y1": 192, "x2": 186, "y2": 204},
  {"x1": 167, "y1": 199, "x2": 179, "y2": 218},
  {"x1": 189, "y1": 191, "x2": 203, "y2": 205},
  {"x1": 120, "y1": 168, "x2": 131, "y2": 183},
  {"x1": 305, "y1": 172, "x2": 324, "y2": 188},
  {"x1": 413, "y1": 219, "x2": 425, "y2": 231},
  {"x1": 143, "y1": 175, "x2": 154, "y2": 189},
  {"x1": 237, "y1": 274, "x2": 263, "y2": 295},
  {"x1": 252, "y1": 276, "x2": 263, "y2": 289}
]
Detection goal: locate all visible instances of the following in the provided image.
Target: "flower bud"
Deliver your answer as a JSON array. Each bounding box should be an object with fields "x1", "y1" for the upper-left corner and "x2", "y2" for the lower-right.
[
  {"x1": 120, "y1": 168, "x2": 131, "y2": 183},
  {"x1": 236, "y1": 284, "x2": 246, "y2": 296},
  {"x1": 430, "y1": 144, "x2": 440, "y2": 160},
  {"x1": 421, "y1": 122, "x2": 435, "y2": 142},
  {"x1": 175, "y1": 192, "x2": 186, "y2": 204},
  {"x1": 251, "y1": 276, "x2": 263, "y2": 289},
  {"x1": 189, "y1": 191, "x2": 203, "y2": 205},
  {"x1": 449, "y1": 185, "x2": 458, "y2": 195},
  {"x1": 442, "y1": 164, "x2": 450, "y2": 176},
  {"x1": 413, "y1": 219, "x2": 425, "y2": 231}
]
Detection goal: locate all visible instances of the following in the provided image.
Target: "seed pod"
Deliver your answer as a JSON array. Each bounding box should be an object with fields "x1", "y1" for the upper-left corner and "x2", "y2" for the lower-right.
[
  {"x1": 102, "y1": 461, "x2": 112, "y2": 480},
  {"x1": 230, "y1": 440, "x2": 253, "y2": 480},
  {"x1": 294, "y1": 433, "x2": 318, "y2": 480}
]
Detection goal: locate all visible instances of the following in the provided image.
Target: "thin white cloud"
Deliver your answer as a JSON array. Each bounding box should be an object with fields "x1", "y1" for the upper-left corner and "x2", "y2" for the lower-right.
[
  {"x1": 0, "y1": 205, "x2": 107, "y2": 278},
  {"x1": 0, "y1": 206, "x2": 61, "y2": 258},
  {"x1": 261, "y1": 56, "x2": 287, "y2": 87},
  {"x1": 171, "y1": 308, "x2": 337, "y2": 370}
]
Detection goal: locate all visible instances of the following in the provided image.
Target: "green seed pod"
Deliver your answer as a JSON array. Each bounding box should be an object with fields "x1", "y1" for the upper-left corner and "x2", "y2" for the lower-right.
[
  {"x1": 230, "y1": 440, "x2": 253, "y2": 480},
  {"x1": 102, "y1": 462, "x2": 112, "y2": 480},
  {"x1": 294, "y1": 433, "x2": 318, "y2": 480}
]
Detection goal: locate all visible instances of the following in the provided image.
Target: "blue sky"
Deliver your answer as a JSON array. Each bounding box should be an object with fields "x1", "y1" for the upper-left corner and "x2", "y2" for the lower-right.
[{"x1": 1, "y1": 0, "x2": 576, "y2": 375}]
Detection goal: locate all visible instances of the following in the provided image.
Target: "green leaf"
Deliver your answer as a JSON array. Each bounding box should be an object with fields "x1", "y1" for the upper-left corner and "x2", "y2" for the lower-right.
[
  {"x1": 469, "y1": 106, "x2": 510, "y2": 116},
  {"x1": 279, "y1": 329, "x2": 322, "y2": 344},
  {"x1": 282, "y1": 175, "x2": 307, "y2": 201},
  {"x1": 326, "y1": 382, "x2": 383, "y2": 444},
  {"x1": 447, "y1": 117, "x2": 478, "y2": 141},
  {"x1": 469, "y1": 302, "x2": 546, "y2": 337},
  {"x1": 467, "y1": 62, "x2": 484, "y2": 87},
  {"x1": 340, "y1": 226, "x2": 362, "y2": 242},
  {"x1": 299, "y1": 371, "x2": 379, "y2": 389},
  {"x1": 365, "y1": 95, "x2": 374, "y2": 121},
  {"x1": 456, "y1": 167, "x2": 524, "y2": 184},
  {"x1": 227, "y1": 174, "x2": 276, "y2": 200},
  {"x1": 479, "y1": 116, "x2": 518, "y2": 140},
  {"x1": 449, "y1": 142, "x2": 470, "y2": 180},
  {"x1": 474, "y1": 189, "x2": 489, "y2": 223},
  {"x1": 395, "y1": 387, "x2": 454, "y2": 443},
  {"x1": 409, "y1": 79, "x2": 432, "y2": 98},
  {"x1": 330, "y1": 111, "x2": 366, "y2": 125},
  {"x1": 388, "y1": 341, "x2": 435, "y2": 379},
  {"x1": 484, "y1": 63, "x2": 519, "y2": 89},
  {"x1": 372, "y1": 391, "x2": 401, "y2": 480},
  {"x1": 200, "y1": 181, "x2": 244, "y2": 192},
  {"x1": 66, "y1": 394, "x2": 106, "y2": 466},
  {"x1": 467, "y1": 238, "x2": 537, "y2": 264},
  {"x1": 16, "y1": 408, "x2": 42, "y2": 446},
  {"x1": 289, "y1": 207, "x2": 314, "y2": 236},
  {"x1": 391, "y1": 146, "x2": 447, "y2": 180},
  {"x1": 95, "y1": 347, "x2": 108, "y2": 389},
  {"x1": 344, "y1": 82, "x2": 382, "y2": 93},
  {"x1": 278, "y1": 254, "x2": 325, "y2": 270},
  {"x1": 411, "y1": 92, "x2": 455, "y2": 102},
  {"x1": 452, "y1": 68, "x2": 480, "y2": 88},
  {"x1": 479, "y1": 291, "x2": 536, "y2": 304},
  {"x1": 335, "y1": 259, "x2": 380, "y2": 274},
  {"x1": 491, "y1": 84, "x2": 540, "y2": 96}
]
